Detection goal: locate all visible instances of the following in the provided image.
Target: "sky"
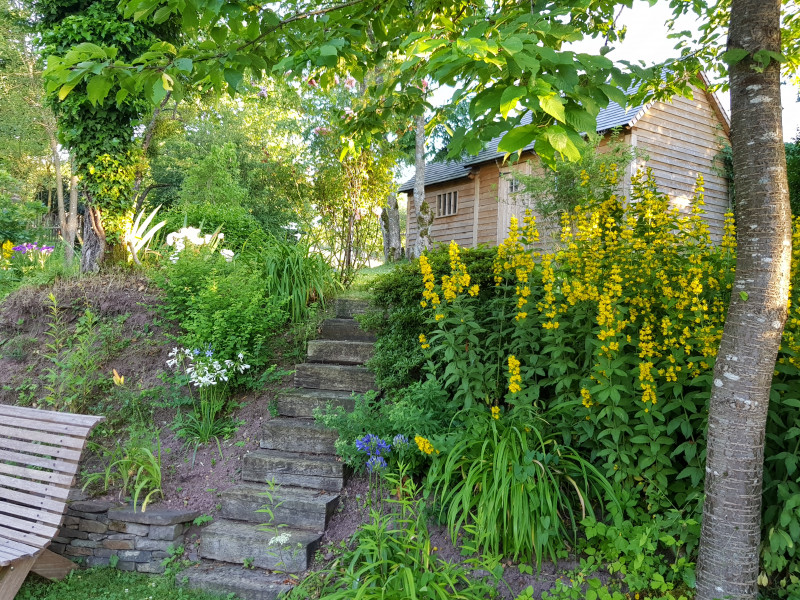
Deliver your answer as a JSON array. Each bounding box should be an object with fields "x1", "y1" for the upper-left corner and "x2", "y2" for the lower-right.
[{"x1": 571, "y1": 1, "x2": 800, "y2": 142}]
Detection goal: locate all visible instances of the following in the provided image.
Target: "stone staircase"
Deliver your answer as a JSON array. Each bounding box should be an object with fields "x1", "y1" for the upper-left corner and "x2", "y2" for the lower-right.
[{"x1": 179, "y1": 299, "x2": 374, "y2": 600}]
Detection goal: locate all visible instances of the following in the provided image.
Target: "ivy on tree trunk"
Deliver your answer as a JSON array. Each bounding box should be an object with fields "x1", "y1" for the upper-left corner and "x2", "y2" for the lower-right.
[{"x1": 695, "y1": 1, "x2": 793, "y2": 597}]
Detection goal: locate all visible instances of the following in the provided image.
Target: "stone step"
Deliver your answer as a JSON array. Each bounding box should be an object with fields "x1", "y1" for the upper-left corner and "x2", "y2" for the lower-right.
[
  {"x1": 261, "y1": 418, "x2": 338, "y2": 455},
  {"x1": 177, "y1": 563, "x2": 293, "y2": 600},
  {"x1": 276, "y1": 388, "x2": 355, "y2": 418},
  {"x1": 220, "y1": 483, "x2": 339, "y2": 530},
  {"x1": 307, "y1": 339, "x2": 374, "y2": 365},
  {"x1": 319, "y1": 318, "x2": 376, "y2": 342},
  {"x1": 242, "y1": 449, "x2": 349, "y2": 492},
  {"x1": 294, "y1": 363, "x2": 375, "y2": 393},
  {"x1": 334, "y1": 298, "x2": 370, "y2": 319},
  {"x1": 198, "y1": 519, "x2": 321, "y2": 573}
]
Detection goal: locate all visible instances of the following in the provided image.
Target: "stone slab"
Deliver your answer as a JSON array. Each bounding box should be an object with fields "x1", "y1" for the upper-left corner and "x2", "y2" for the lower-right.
[
  {"x1": 198, "y1": 519, "x2": 321, "y2": 573},
  {"x1": 178, "y1": 564, "x2": 293, "y2": 600},
  {"x1": 220, "y1": 483, "x2": 339, "y2": 530},
  {"x1": 276, "y1": 388, "x2": 356, "y2": 418},
  {"x1": 260, "y1": 418, "x2": 338, "y2": 455},
  {"x1": 108, "y1": 506, "x2": 200, "y2": 526},
  {"x1": 294, "y1": 363, "x2": 375, "y2": 393},
  {"x1": 242, "y1": 449, "x2": 349, "y2": 492},
  {"x1": 69, "y1": 500, "x2": 117, "y2": 513},
  {"x1": 306, "y1": 340, "x2": 374, "y2": 365},
  {"x1": 319, "y1": 318, "x2": 376, "y2": 342},
  {"x1": 334, "y1": 298, "x2": 370, "y2": 319}
]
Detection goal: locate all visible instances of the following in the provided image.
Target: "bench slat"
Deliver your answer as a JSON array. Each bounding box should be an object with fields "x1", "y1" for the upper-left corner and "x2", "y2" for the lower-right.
[
  {"x1": 0, "y1": 536, "x2": 40, "y2": 558},
  {"x1": 0, "y1": 463, "x2": 74, "y2": 487},
  {"x1": 0, "y1": 405, "x2": 103, "y2": 428},
  {"x1": 3, "y1": 415, "x2": 94, "y2": 438},
  {"x1": 0, "y1": 487, "x2": 66, "y2": 514},
  {"x1": 0, "y1": 425, "x2": 87, "y2": 450},
  {"x1": 0, "y1": 515, "x2": 58, "y2": 542},
  {"x1": 0, "y1": 502, "x2": 63, "y2": 527},
  {"x1": 0, "y1": 525, "x2": 50, "y2": 551},
  {"x1": 0, "y1": 437, "x2": 83, "y2": 462},
  {"x1": 0, "y1": 449, "x2": 80, "y2": 475},
  {"x1": 0, "y1": 474, "x2": 71, "y2": 501}
]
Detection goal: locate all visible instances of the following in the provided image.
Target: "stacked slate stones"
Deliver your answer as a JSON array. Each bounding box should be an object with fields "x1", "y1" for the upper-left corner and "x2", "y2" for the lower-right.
[{"x1": 180, "y1": 299, "x2": 376, "y2": 600}]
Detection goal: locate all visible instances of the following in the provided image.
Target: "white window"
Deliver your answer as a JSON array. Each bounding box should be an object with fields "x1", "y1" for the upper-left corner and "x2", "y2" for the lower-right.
[
  {"x1": 508, "y1": 177, "x2": 522, "y2": 195},
  {"x1": 436, "y1": 190, "x2": 458, "y2": 217}
]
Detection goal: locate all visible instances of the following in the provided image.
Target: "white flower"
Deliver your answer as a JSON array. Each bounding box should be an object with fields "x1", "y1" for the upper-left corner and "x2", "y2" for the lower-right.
[
  {"x1": 237, "y1": 353, "x2": 244, "y2": 360},
  {"x1": 220, "y1": 249, "x2": 235, "y2": 262},
  {"x1": 268, "y1": 532, "x2": 291, "y2": 546}
]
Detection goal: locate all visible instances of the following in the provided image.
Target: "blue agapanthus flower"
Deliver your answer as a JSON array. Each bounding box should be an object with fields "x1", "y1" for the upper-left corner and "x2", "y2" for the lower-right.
[
  {"x1": 355, "y1": 434, "x2": 391, "y2": 457},
  {"x1": 393, "y1": 434, "x2": 409, "y2": 447},
  {"x1": 193, "y1": 348, "x2": 201, "y2": 356},
  {"x1": 366, "y1": 455, "x2": 387, "y2": 473}
]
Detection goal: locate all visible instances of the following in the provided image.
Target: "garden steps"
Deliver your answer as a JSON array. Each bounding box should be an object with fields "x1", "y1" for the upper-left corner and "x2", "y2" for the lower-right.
[
  {"x1": 294, "y1": 362, "x2": 375, "y2": 392},
  {"x1": 220, "y1": 483, "x2": 339, "y2": 530},
  {"x1": 318, "y1": 317, "x2": 377, "y2": 342},
  {"x1": 306, "y1": 339, "x2": 374, "y2": 364},
  {"x1": 261, "y1": 417, "x2": 339, "y2": 455},
  {"x1": 178, "y1": 564, "x2": 293, "y2": 600},
  {"x1": 276, "y1": 388, "x2": 356, "y2": 418},
  {"x1": 242, "y1": 449, "x2": 350, "y2": 492},
  {"x1": 183, "y1": 297, "x2": 374, "y2": 598},
  {"x1": 198, "y1": 520, "x2": 322, "y2": 573}
]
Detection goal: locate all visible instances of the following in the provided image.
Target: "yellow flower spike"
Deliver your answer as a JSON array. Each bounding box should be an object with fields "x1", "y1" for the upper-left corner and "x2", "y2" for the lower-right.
[
  {"x1": 491, "y1": 406, "x2": 500, "y2": 420},
  {"x1": 414, "y1": 435, "x2": 435, "y2": 455},
  {"x1": 507, "y1": 355, "x2": 522, "y2": 394},
  {"x1": 112, "y1": 369, "x2": 125, "y2": 386}
]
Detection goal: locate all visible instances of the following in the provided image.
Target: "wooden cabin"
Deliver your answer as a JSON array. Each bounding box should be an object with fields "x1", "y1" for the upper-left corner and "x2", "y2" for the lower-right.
[{"x1": 400, "y1": 81, "x2": 731, "y2": 250}]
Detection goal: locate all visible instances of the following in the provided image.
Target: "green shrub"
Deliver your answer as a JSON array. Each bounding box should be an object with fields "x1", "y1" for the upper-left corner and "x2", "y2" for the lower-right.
[
  {"x1": 426, "y1": 406, "x2": 617, "y2": 567},
  {"x1": 316, "y1": 381, "x2": 450, "y2": 476},
  {"x1": 0, "y1": 170, "x2": 45, "y2": 244}
]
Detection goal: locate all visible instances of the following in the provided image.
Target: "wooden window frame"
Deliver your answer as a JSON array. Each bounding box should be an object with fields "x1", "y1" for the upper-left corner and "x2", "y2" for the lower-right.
[{"x1": 436, "y1": 190, "x2": 458, "y2": 217}]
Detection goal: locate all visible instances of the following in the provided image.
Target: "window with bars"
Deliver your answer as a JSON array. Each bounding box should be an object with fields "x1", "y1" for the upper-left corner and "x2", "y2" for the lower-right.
[{"x1": 436, "y1": 190, "x2": 458, "y2": 217}]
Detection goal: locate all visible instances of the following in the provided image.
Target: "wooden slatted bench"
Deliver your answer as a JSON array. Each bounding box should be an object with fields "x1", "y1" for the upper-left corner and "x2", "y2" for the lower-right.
[{"x1": 0, "y1": 405, "x2": 104, "y2": 600}]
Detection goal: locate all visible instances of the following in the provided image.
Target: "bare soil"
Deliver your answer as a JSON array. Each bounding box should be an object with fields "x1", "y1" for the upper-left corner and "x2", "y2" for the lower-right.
[{"x1": 0, "y1": 270, "x2": 292, "y2": 517}]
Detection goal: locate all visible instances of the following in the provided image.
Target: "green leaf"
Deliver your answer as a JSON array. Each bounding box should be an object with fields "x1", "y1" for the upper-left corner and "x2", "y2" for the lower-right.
[
  {"x1": 497, "y1": 124, "x2": 538, "y2": 154},
  {"x1": 538, "y1": 94, "x2": 566, "y2": 122},
  {"x1": 600, "y1": 84, "x2": 627, "y2": 107},
  {"x1": 500, "y1": 86, "x2": 526, "y2": 119},
  {"x1": 223, "y1": 68, "x2": 243, "y2": 92},
  {"x1": 58, "y1": 83, "x2": 77, "y2": 101},
  {"x1": 739, "y1": 291, "x2": 749, "y2": 302},
  {"x1": 174, "y1": 57, "x2": 193, "y2": 73},
  {"x1": 721, "y1": 48, "x2": 749, "y2": 65},
  {"x1": 152, "y1": 5, "x2": 172, "y2": 23},
  {"x1": 500, "y1": 36, "x2": 523, "y2": 55}
]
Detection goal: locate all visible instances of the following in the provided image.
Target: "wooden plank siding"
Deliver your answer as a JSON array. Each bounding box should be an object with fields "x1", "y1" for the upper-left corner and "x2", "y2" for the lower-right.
[
  {"x1": 404, "y1": 87, "x2": 730, "y2": 251},
  {"x1": 406, "y1": 177, "x2": 476, "y2": 249},
  {"x1": 632, "y1": 90, "x2": 730, "y2": 240}
]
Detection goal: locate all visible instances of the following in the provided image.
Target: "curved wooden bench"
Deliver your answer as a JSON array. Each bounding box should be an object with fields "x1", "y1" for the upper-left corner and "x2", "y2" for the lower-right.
[{"x1": 0, "y1": 405, "x2": 103, "y2": 599}]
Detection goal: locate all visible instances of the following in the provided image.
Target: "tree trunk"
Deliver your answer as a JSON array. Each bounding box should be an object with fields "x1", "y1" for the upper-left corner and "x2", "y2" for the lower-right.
[
  {"x1": 380, "y1": 193, "x2": 402, "y2": 262},
  {"x1": 64, "y1": 158, "x2": 79, "y2": 266},
  {"x1": 695, "y1": 1, "x2": 792, "y2": 598},
  {"x1": 412, "y1": 114, "x2": 433, "y2": 258},
  {"x1": 49, "y1": 135, "x2": 65, "y2": 238},
  {"x1": 80, "y1": 205, "x2": 106, "y2": 273}
]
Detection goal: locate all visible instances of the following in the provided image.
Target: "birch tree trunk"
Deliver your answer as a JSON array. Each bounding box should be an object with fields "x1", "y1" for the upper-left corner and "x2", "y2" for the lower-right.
[
  {"x1": 412, "y1": 114, "x2": 433, "y2": 258},
  {"x1": 695, "y1": 1, "x2": 792, "y2": 597},
  {"x1": 48, "y1": 134, "x2": 65, "y2": 238},
  {"x1": 64, "y1": 162, "x2": 79, "y2": 266},
  {"x1": 380, "y1": 193, "x2": 402, "y2": 262}
]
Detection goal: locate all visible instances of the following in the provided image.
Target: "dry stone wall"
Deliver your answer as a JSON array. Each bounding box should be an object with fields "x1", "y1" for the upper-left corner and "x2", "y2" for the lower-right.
[{"x1": 51, "y1": 499, "x2": 200, "y2": 574}]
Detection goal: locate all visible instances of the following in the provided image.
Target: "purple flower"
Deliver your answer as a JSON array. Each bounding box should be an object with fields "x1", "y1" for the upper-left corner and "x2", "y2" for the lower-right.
[
  {"x1": 193, "y1": 348, "x2": 201, "y2": 356},
  {"x1": 355, "y1": 434, "x2": 391, "y2": 457},
  {"x1": 366, "y1": 455, "x2": 387, "y2": 473}
]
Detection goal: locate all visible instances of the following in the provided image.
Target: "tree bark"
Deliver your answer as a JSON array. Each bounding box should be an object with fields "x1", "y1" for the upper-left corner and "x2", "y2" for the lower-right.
[
  {"x1": 695, "y1": 1, "x2": 792, "y2": 598},
  {"x1": 64, "y1": 159, "x2": 79, "y2": 266},
  {"x1": 80, "y1": 205, "x2": 106, "y2": 273},
  {"x1": 412, "y1": 114, "x2": 433, "y2": 258},
  {"x1": 48, "y1": 134, "x2": 65, "y2": 237},
  {"x1": 380, "y1": 193, "x2": 402, "y2": 262}
]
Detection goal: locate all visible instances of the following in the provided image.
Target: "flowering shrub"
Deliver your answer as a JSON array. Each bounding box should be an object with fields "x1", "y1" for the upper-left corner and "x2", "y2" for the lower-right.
[
  {"x1": 404, "y1": 167, "x2": 800, "y2": 587},
  {"x1": 8, "y1": 242, "x2": 55, "y2": 275}
]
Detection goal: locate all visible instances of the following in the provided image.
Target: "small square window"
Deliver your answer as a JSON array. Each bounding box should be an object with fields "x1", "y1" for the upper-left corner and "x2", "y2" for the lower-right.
[
  {"x1": 508, "y1": 177, "x2": 521, "y2": 194},
  {"x1": 436, "y1": 190, "x2": 458, "y2": 217}
]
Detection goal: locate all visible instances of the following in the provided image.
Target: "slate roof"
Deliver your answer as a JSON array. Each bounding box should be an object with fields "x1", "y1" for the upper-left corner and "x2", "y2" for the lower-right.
[{"x1": 398, "y1": 93, "x2": 646, "y2": 193}]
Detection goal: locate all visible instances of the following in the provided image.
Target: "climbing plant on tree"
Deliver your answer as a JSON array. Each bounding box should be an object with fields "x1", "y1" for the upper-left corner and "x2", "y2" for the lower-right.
[{"x1": 38, "y1": 0, "x2": 170, "y2": 271}]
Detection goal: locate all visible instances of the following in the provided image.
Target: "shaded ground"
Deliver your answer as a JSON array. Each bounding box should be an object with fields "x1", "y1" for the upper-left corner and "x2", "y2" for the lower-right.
[{"x1": 0, "y1": 271, "x2": 292, "y2": 517}]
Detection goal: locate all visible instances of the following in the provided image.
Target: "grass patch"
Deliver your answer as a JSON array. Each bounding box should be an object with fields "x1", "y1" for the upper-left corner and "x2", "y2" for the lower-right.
[
  {"x1": 347, "y1": 260, "x2": 408, "y2": 297},
  {"x1": 17, "y1": 567, "x2": 226, "y2": 600}
]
